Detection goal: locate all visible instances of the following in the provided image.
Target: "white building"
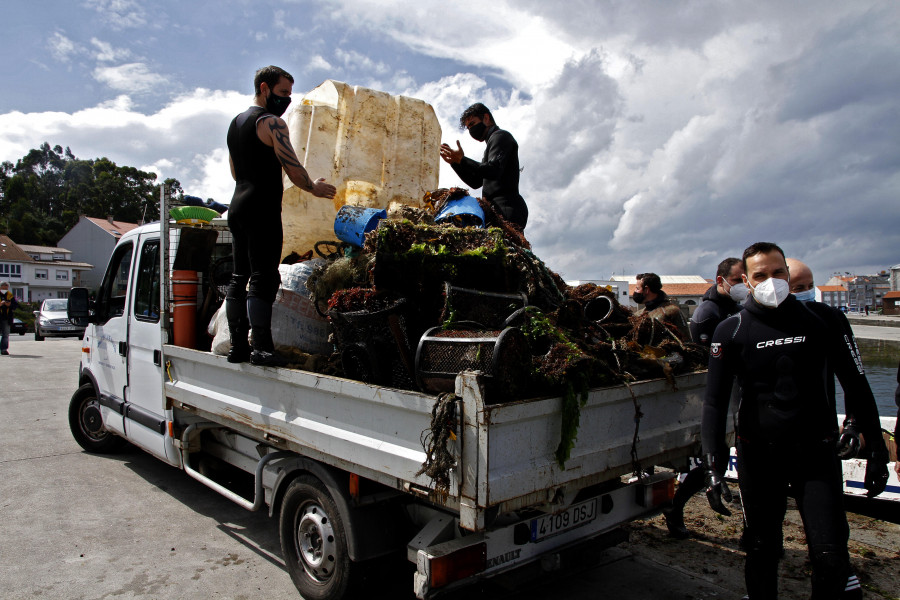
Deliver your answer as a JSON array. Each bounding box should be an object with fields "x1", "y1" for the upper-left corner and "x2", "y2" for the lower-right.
[{"x1": 0, "y1": 236, "x2": 92, "y2": 302}]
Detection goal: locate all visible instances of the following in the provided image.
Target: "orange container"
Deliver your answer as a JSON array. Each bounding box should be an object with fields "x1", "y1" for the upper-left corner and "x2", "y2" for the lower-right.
[{"x1": 172, "y1": 270, "x2": 198, "y2": 348}]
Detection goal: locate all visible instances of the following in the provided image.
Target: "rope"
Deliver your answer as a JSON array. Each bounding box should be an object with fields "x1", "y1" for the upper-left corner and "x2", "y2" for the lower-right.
[
  {"x1": 624, "y1": 381, "x2": 645, "y2": 480},
  {"x1": 416, "y1": 393, "x2": 459, "y2": 496}
]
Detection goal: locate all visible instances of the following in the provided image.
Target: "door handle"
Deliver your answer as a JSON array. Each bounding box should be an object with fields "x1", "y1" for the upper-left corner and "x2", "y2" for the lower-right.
[
  {"x1": 118, "y1": 341, "x2": 127, "y2": 356},
  {"x1": 153, "y1": 349, "x2": 161, "y2": 366}
]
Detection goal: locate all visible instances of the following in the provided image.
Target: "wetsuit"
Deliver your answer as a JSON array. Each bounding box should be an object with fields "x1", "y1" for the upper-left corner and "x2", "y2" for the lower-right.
[
  {"x1": 450, "y1": 125, "x2": 528, "y2": 229},
  {"x1": 702, "y1": 295, "x2": 885, "y2": 599},
  {"x1": 225, "y1": 106, "x2": 284, "y2": 351},
  {"x1": 690, "y1": 284, "x2": 739, "y2": 347}
]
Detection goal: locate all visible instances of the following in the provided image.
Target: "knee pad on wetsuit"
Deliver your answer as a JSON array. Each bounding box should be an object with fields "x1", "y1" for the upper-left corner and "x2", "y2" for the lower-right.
[
  {"x1": 226, "y1": 273, "x2": 250, "y2": 302},
  {"x1": 248, "y1": 271, "x2": 280, "y2": 304}
]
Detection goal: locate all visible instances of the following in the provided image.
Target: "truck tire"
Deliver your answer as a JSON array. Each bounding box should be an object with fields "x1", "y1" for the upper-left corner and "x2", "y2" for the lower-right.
[
  {"x1": 68, "y1": 383, "x2": 126, "y2": 453},
  {"x1": 279, "y1": 475, "x2": 358, "y2": 600}
]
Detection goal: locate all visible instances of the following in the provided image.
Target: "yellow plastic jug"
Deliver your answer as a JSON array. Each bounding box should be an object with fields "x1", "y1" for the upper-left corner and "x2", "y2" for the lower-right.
[{"x1": 281, "y1": 80, "x2": 441, "y2": 256}]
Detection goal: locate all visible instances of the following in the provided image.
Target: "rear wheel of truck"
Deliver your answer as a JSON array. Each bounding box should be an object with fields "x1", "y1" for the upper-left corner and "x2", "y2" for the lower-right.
[
  {"x1": 280, "y1": 475, "x2": 358, "y2": 600},
  {"x1": 68, "y1": 383, "x2": 126, "y2": 453}
]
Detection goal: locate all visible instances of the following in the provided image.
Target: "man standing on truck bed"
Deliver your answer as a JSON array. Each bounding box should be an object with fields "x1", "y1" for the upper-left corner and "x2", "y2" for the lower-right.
[
  {"x1": 226, "y1": 65, "x2": 336, "y2": 366},
  {"x1": 439, "y1": 103, "x2": 528, "y2": 231},
  {"x1": 701, "y1": 242, "x2": 889, "y2": 600}
]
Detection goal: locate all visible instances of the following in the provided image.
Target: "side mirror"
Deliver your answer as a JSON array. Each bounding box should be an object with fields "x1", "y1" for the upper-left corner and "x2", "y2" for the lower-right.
[{"x1": 68, "y1": 287, "x2": 94, "y2": 324}]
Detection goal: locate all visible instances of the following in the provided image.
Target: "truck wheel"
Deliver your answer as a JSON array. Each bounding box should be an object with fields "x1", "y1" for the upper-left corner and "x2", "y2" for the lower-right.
[
  {"x1": 34, "y1": 326, "x2": 44, "y2": 341},
  {"x1": 68, "y1": 383, "x2": 126, "y2": 453},
  {"x1": 280, "y1": 475, "x2": 357, "y2": 600}
]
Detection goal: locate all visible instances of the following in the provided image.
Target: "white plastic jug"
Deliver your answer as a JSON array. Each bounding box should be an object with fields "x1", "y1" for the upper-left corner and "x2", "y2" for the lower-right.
[{"x1": 282, "y1": 80, "x2": 441, "y2": 256}]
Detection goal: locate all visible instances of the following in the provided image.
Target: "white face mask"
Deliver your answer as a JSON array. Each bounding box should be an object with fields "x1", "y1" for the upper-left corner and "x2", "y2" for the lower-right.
[
  {"x1": 727, "y1": 282, "x2": 750, "y2": 303},
  {"x1": 748, "y1": 277, "x2": 790, "y2": 308}
]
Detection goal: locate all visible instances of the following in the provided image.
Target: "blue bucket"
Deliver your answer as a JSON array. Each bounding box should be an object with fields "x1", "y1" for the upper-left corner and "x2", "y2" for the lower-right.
[
  {"x1": 334, "y1": 205, "x2": 387, "y2": 247},
  {"x1": 435, "y1": 195, "x2": 485, "y2": 228}
]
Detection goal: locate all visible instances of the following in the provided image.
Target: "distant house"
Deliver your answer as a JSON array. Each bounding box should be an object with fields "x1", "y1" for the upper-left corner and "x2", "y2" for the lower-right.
[
  {"x1": 883, "y1": 291, "x2": 900, "y2": 316},
  {"x1": 0, "y1": 236, "x2": 93, "y2": 302},
  {"x1": 818, "y1": 285, "x2": 850, "y2": 310},
  {"x1": 58, "y1": 216, "x2": 140, "y2": 292}
]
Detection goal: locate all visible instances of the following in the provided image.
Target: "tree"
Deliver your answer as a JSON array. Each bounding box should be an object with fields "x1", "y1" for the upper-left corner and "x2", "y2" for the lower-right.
[{"x1": 0, "y1": 144, "x2": 178, "y2": 244}]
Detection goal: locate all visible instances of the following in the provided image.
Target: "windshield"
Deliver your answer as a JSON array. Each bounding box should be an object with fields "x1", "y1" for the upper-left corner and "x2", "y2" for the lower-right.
[{"x1": 43, "y1": 299, "x2": 68, "y2": 311}]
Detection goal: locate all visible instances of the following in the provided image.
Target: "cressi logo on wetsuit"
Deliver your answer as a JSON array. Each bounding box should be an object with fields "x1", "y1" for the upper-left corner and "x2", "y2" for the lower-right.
[{"x1": 755, "y1": 335, "x2": 806, "y2": 349}]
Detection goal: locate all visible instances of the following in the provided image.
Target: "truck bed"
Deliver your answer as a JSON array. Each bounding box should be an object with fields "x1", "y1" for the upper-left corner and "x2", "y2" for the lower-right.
[{"x1": 163, "y1": 344, "x2": 708, "y2": 531}]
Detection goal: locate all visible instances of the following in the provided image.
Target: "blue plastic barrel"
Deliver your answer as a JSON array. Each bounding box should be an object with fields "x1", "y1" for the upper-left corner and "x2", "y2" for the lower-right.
[
  {"x1": 333, "y1": 205, "x2": 387, "y2": 247},
  {"x1": 435, "y1": 195, "x2": 485, "y2": 228}
]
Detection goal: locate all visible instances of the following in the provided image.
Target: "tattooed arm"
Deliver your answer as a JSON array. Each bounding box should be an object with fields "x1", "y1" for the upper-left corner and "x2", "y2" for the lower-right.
[{"x1": 256, "y1": 115, "x2": 336, "y2": 199}]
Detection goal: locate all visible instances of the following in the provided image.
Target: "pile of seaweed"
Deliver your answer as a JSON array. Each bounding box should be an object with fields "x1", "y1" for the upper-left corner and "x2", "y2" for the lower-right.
[{"x1": 303, "y1": 188, "x2": 708, "y2": 465}]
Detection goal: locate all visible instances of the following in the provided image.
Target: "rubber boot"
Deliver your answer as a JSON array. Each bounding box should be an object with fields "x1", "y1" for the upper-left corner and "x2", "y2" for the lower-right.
[
  {"x1": 662, "y1": 466, "x2": 704, "y2": 539},
  {"x1": 248, "y1": 297, "x2": 287, "y2": 367},
  {"x1": 662, "y1": 501, "x2": 690, "y2": 539},
  {"x1": 225, "y1": 298, "x2": 250, "y2": 364}
]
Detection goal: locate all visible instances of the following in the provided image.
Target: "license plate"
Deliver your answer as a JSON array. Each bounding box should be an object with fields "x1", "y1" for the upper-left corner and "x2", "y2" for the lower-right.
[
  {"x1": 530, "y1": 498, "x2": 598, "y2": 542},
  {"x1": 59, "y1": 326, "x2": 78, "y2": 331}
]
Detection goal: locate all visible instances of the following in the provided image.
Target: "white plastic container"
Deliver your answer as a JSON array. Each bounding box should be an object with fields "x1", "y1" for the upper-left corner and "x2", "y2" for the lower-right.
[{"x1": 282, "y1": 80, "x2": 441, "y2": 256}]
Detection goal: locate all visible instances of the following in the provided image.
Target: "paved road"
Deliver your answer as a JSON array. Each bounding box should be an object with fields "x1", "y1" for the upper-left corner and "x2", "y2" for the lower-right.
[{"x1": 0, "y1": 337, "x2": 778, "y2": 599}]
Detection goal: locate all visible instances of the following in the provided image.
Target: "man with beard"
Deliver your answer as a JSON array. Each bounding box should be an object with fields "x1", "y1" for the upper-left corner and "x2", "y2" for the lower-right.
[
  {"x1": 226, "y1": 65, "x2": 336, "y2": 366},
  {"x1": 702, "y1": 243, "x2": 888, "y2": 599},
  {"x1": 439, "y1": 103, "x2": 528, "y2": 231}
]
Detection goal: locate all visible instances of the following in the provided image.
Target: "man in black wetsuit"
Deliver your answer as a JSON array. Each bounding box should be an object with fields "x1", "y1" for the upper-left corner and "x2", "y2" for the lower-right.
[
  {"x1": 662, "y1": 257, "x2": 745, "y2": 538},
  {"x1": 439, "y1": 103, "x2": 528, "y2": 231},
  {"x1": 226, "y1": 65, "x2": 336, "y2": 366},
  {"x1": 701, "y1": 242, "x2": 889, "y2": 600},
  {"x1": 689, "y1": 257, "x2": 745, "y2": 345}
]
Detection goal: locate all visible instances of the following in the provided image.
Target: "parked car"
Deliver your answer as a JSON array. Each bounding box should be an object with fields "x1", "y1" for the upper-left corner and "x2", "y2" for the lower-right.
[
  {"x1": 11, "y1": 318, "x2": 26, "y2": 335},
  {"x1": 33, "y1": 299, "x2": 85, "y2": 341}
]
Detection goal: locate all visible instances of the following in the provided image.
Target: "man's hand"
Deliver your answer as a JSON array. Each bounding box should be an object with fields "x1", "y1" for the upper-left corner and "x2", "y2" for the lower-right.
[
  {"x1": 864, "y1": 451, "x2": 889, "y2": 498},
  {"x1": 439, "y1": 141, "x2": 464, "y2": 164},
  {"x1": 836, "y1": 419, "x2": 861, "y2": 459},
  {"x1": 704, "y1": 453, "x2": 733, "y2": 516},
  {"x1": 310, "y1": 178, "x2": 336, "y2": 199}
]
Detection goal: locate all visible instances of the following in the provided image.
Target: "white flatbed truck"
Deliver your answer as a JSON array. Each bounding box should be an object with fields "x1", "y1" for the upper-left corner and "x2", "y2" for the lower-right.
[{"x1": 66, "y1": 207, "x2": 714, "y2": 599}]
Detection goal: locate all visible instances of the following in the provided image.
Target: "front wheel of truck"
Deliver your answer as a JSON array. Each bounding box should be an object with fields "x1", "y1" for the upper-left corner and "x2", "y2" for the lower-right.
[
  {"x1": 68, "y1": 383, "x2": 126, "y2": 453},
  {"x1": 280, "y1": 475, "x2": 358, "y2": 600}
]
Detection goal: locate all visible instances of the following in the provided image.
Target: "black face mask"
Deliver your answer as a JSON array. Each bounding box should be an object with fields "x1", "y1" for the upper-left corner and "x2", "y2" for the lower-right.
[
  {"x1": 632, "y1": 292, "x2": 645, "y2": 304},
  {"x1": 468, "y1": 121, "x2": 488, "y2": 142},
  {"x1": 266, "y1": 91, "x2": 291, "y2": 117}
]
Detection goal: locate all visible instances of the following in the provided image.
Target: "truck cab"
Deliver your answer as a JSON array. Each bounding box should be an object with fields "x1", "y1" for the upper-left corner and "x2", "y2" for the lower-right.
[{"x1": 69, "y1": 223, "x2": 176, "y2": 463}]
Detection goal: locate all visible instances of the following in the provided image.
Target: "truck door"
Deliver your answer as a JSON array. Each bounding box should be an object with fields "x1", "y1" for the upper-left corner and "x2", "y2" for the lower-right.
[
  {"x1": 90, "y1": 240, "x2": 134, "y2": 438},
  {"x1": 123, "y1": 233, "x2": 172, "y2": 463}
]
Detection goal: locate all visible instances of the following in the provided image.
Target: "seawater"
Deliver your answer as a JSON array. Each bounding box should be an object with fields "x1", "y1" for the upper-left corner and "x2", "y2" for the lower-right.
[{"x1": 835, "y1": 342, "x2": 899, "y2": 420}]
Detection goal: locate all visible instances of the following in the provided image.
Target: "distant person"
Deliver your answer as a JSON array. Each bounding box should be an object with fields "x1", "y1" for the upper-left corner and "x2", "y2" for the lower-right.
[
  {"x1": 864, "y1": 305, "x2": 869, "y2": 316},
  {"x1": 226, "y1": 65, "x2": 336, "y2": 366},
  {"x1": 702, "y1": 243, "x2": 889, "y2": 600},
  {"x1": 0, "y1": 280, "x2": 18, "y2": 356},
  {"x1": 439, "y1": 103, "x2": 527, "y2": 231},
  {"x1": 662, "y1": 258, "x2": 745, "y2": 539},
  {"x1": 631, "y1": 272, "x2": 689, "y2": 340},
  {"x1": 689, "y1": 257, "x2": 746, "y2": 346}
]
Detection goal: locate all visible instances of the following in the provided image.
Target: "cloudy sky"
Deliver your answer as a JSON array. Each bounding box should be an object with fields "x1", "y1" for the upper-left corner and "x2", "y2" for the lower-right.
[{"x1": 2, "y1": 0, "x2": 898, "y2": 283}]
